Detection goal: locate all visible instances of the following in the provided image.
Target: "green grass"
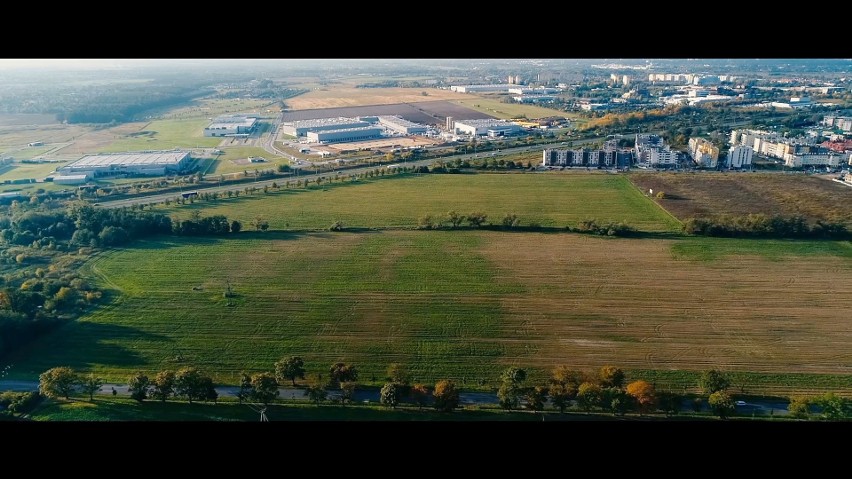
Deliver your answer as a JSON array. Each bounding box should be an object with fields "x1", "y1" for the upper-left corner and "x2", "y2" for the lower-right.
[
  {"x1": 671, "y1": 237, "x2": 852, "y2": 262},
  {"x1": 0, "y1": 161, "x2": 70, "y2": 181},
  {"x1": 453, "y1": 97, "x2": 577, "y2": 121},
  {"x1": 158, "y1": 173, "x2": 682, "y2": 232},
  {"x1": 97, "y1": 119, "x2": 221, "y2": 152},
  {"x1": 6, "y1": 232, "x2": 523, "y2": 386}
]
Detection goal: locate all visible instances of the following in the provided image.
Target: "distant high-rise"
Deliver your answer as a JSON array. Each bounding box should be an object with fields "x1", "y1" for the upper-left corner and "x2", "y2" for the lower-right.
[{"x1": 446, "y1": 116, "x2": 454, "y2": 131}]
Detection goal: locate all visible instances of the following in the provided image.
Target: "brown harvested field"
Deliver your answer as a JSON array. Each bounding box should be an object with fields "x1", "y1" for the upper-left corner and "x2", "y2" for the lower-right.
[
  {"x1": 281, "y1": 100, "x2": 493, "y2": 126},
  {"x1": 629, "y1": 172, "x2": 852, "y2": 226},
  {"x1": 286, "y1": 87, "x2": 469, "y2": 110},
  {"x1": 478, "y1": 232, "x2": 852, "y2": 394},
  {"x1": 52, "y1": 122, "x2": 149, "y2": 157}
]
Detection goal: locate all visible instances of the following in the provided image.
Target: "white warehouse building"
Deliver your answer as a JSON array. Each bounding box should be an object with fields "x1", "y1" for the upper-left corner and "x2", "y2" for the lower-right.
[
  {"x1": 306, "y1": 127, "x2": 384, "y2": 143},
  {"x1": 453, "y1": 119, "x2": 523, "y2": 137},
  {"x1": 58, "y1": 150, "x2": 192, "y2": 178},
  {"x1": 281, "y1": 117, "x2": 370, "y2": 137},
  {"x1": 377, "y1": 116, "x2": 427, "y2": 134},
  {"x1": 203, "y1": 115, "x2": 258, "y2": 137}
]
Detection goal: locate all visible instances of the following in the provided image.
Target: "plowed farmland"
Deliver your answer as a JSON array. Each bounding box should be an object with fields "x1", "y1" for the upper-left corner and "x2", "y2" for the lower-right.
[{"x1": 629, "y1": 172, "x2": 852, "y2": 226}]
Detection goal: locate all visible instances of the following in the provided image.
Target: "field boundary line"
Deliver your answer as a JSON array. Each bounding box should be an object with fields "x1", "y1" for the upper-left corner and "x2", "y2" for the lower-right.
[{"x1": 624, "y1": 174, "x2": 683, "y2": 229}]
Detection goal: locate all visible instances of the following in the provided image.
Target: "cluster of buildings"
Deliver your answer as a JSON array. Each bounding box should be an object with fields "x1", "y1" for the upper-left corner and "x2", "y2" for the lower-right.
[
  {"x1": 729, "y1": 129, "x2": 850, "y2": 168},
  {"x1": 635, "y1": 134, "x2": 681, "y2": 168},
  {"x1": 448, "y1": 118, "x2": 524, "y2": 138},
  {"x1": 648, "y1": 74, "x2": 737, "y2": 85},
  {"x1": 688, "y1": 138, "x2": 720, "y2": 168},
  {"x1": 542, "y1": 139, "x2": 633, "y2": 168},
  {"x1": 280, "y1": 115, "x2": 431, "y2": 144},
  {"x1": 822, "y1": 115, "x2": 852, "y2": 132},
  {"x1": 449, "y1": 83, "x2": 564, "y2": 104},
  {"x1": 54, "y1": 150, "x2": 193, "y2": 184}
]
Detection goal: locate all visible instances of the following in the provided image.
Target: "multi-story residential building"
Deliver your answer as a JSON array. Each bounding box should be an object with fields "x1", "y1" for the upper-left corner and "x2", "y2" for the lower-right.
[
  {"x1": 727, "y1": 145, "x2": 753, "y2": 169},
  {"x1": 688, "y1": 138, "x2": 720, "y2": 168},
  {"x1": 635, "y1": 134, "x2": 680, "y2": 167}
]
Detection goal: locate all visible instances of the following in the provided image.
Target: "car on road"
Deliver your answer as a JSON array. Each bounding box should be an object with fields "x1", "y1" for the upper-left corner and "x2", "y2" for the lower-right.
[{"x1": 735, "y1": 400, "x2": 747, "y2": 406}]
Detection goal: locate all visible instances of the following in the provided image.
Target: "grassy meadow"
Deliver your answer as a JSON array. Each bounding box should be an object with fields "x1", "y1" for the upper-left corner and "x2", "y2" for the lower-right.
[{"x1": 157, "y1": 173, "x2": 682, "y2": 232}]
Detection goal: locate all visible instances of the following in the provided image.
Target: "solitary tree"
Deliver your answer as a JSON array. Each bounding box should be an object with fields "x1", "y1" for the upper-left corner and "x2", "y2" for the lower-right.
[
  {"x1": 237, "y1": 373, "x2": 253, "y2": 404},
  {"x1": 657, "y1": 391, "x2": 682, "y2": 417},
  {"x1": 626, "y1": 380, "x2": 657, "y2": 415},
  {"x1": 498, "y1": 367, "x2": 527, "y2": 410},
  {"x1": 127, "y1": 372, "x2": 151, "y2": 402},
  {"x1": 174, "y1": 367, "x2": 207, "y2": 404},
  {"x1": 598, "y1": 366, "x2": 626, "y2": 389},
  {"x1": 39, "y1": 367, "x2": 79, "y2": 400},
  {"x1": 814, "y1": 393, "x2": 848, "y2": 421},
  {"x1": 304, "y1": 376, "x2": 328, "y2": 405},
  {"x1": 699, "y1": 370, "x2": 731, "y2": 395},
  {"x1": 329, "y1": 362, "x2": 358, "y2": 386},
  {"x1": 433, "y1": 379, "x2": 460, "y2": 412},
  {"x1": 411, "y1": 383, "x2": 430, "y2": 410},
  {"x1": 380, "y1": 382, "x2": 402, "y2": 409},
  {"x1": 467, "y1": 212, "x2": 488, "y2": 228},
  {"x1": 151, "y1": 370, "x2": 176, "y2": 403},
  {"x1": 525, "y1": 386, "x2": 549, "y2": 412},
  {"x1": 80, "y1": 373, "x2": 104, "y2": 401},
  {"x1": 708, "y1": 390, "x2": 735, "y2": 419},
  {"x1": 787, "y1": 396, "x2": 810, "y2": 419},
  {"x1": 446, "y1": 211, "x2": 465, "y2": 228},
  {"x1": 577, "y1": 382, "x2": 603, "y2": 411},
  {"x1": 340, "y1": 381, "x2": 357, "y2": 406},
  {"x1": 275, "y1": 356, "x2": 306, "y2": 386},
  {"x1": 250, "y1": 372, "x2": 280, "y2": 406}
]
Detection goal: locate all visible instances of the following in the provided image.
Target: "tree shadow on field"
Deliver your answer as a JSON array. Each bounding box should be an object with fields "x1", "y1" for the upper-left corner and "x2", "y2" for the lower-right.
[{"x1": 7, "y1": 321, "x2": 174, "y2": 380}]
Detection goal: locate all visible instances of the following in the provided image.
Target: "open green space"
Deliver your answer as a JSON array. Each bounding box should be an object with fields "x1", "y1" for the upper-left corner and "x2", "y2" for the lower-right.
[
  {"x1": 453, "y1": 97, "x2": 577, "y2": 121},
  {"x1": 158, "y1": 173, "x2": 682, "y2": 232},
  {"x1": 98, "y1": 119, "x2": 221, "y2": 152}
]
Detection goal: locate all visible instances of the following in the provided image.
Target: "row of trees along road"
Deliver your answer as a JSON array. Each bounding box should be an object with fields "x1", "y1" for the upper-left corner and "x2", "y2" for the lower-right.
[{"x1": 34, "y1": 363, "x2": 850, "y2": 420}]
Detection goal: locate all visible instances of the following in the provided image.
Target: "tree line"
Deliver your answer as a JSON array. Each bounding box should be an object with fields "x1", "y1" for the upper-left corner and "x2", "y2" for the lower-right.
[
  {"x1": 683, "y1": 214, "x2": 850, "y2": 240},
  {"x1": 29, "y1": 362, "x2": 851, "y2": 420}
]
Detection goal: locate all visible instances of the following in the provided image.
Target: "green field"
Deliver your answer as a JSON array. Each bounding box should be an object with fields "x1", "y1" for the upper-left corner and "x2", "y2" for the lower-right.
[
  {"x1": 158, "y1": 173, "x2": 682, "y2": 232},
  {"x1": 0, "y1": 161, "x2": 69, "y2": 182},
  {"x1": 453, "y1": 97, "x2": 577, "y2": 121},
  {"x1": 8, "y1": 229, "x2": 851, "y2": 396},
  {"x1": 98, "y1": 119, "x2": 221, "y2": 152}
]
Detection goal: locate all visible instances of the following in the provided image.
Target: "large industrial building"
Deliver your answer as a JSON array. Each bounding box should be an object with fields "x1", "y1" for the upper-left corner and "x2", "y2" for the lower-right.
[
  {"x1": 203, "y1": 115, "x2": 258, "y2": 137},
  {"x1": 377, "y1": 116, "x2": 427, "y2": 134},
  {"x1": 452, "y1": 119, "x2": 524, "y2": 137},
  {"x1": 305, "y1": 127, "x2": 384, "y2": 143},
  {"x1": 57, "y1": 150, "x2": 192, "y2": 178},
  {"x1": 280, "y1": 117, "x2": 370, "y2": 137}
]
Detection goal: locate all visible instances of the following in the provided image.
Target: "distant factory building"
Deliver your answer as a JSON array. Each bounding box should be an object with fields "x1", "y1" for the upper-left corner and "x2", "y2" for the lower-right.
[
  {"x1": 377, "y1": 116, "x2": 427, "y2": 134},
  {"x1": 203, "y1": 115, "x2": 258, "y2": 137},
  {"x1": 52, "y1": 174, "x2": 90, "y2": 185},
  {"x1": 453, "y1": 119, "x2": 523, "y2": 137},
  {"x1": 281, "y1": 117, "x2": 370, "y2": 137},
  {"x1": 306, "y1": 127, "x2": 384, "y2": 143},
  {"x1": 449, "y1": 85, "x2": 516, "y2": 93},
  {"x1": 58, "y1": 150, "x2": 192, "y2": 178}
]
